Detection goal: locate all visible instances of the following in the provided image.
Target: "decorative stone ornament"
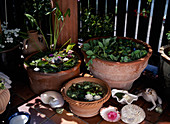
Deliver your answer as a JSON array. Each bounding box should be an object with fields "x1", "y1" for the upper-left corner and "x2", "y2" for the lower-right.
[
  {"x1": 137, "y1": 88, "x2": 162, "y2": 111},
  {"x1": 40, "y1": 91, "x2": 64, "y2": 108}
]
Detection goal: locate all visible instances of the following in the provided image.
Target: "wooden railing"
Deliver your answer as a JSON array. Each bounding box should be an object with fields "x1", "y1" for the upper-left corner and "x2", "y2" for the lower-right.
[{"x1": 78, "y1": 0, "x2": 170, "y2": 53}]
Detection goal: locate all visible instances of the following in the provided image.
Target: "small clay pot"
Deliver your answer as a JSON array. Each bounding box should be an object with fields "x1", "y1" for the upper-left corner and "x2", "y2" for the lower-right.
[{"x1": 61, "y1": 77, "x2": 111, "y2": 117}]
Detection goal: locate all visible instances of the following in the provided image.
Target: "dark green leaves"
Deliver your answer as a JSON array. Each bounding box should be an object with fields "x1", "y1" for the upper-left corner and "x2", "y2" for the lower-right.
[
  {"x1": 64, "y1": 8, "x2": 71, "y2": 17},
  {"x1": 82, "y1": 37, "x2": 148, "y2": 64},
  {"x1": 86, "y1": 50, "x2": 94, "y2": 56}
]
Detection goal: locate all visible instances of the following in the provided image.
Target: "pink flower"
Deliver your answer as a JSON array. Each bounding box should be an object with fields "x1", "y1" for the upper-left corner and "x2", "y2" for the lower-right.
[{"x1": 107, "y1": 111, "x2": 117, "y2": 120}]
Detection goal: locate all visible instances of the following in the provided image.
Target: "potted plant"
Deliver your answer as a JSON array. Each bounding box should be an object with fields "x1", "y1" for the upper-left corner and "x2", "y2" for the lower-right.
[
  {"x1": 79, "y1": 8, "x2": 114, "y2": 42},
  {"x1": 24, "y1": 2, "x2": 81, "y2": 94},
  {"x1": 0, "y1": 21, "x2": 22, "y2": 77},
  {"x1": 61, "y1": 77, "x2": 111, "y2": 117},
  {"x1": 81, "y1": 36, "x2": 152, "y2": 90},
  {"x1": 0, "y1": 72, "x2": 12, "y2": 114},
  {"x1": 159, "y1": 31, "x2": 170, "y2": 92}
]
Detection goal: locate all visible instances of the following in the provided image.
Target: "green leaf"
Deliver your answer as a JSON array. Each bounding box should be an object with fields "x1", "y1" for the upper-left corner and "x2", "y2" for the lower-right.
[
  {"x1": 66, "y1": 43, "x2": 75, "y2": 52},
  {"x1": 103, "y1": 38, "x2": 110, "y2": 47},
  {"x1": 83, "y1": 43, "x2": 91, "y2": 50},
  {"x1": 86, "y1": 50, "x2": 94, "y2": 56},
  {"x1": 45, "y1": 8, "x2": 56, "y2": 15},
  {"x1": 98, "y1": 41, "x2": 104, "y2": 48},
  {"x1": 37, "y1": 61, "x2": 49, "y2": 67},
  {"x1": 64, "y1": 8, "x2": 71, "y2": 17}
]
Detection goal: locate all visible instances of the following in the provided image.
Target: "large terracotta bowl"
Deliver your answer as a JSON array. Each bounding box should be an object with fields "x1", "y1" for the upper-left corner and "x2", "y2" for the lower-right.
[
  {"x1": 61, "y1": 77, "x2": 111, "y2": 117},
  {"x1": 82, "y1": 36, "x2": 152, "y2": 90},
  {"x1": 24, "y1": 52, "x2": 81, "y2": 94}
]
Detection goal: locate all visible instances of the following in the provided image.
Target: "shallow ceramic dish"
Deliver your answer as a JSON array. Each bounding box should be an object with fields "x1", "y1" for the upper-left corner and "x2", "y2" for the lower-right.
[
  {"x1": 121, "y1": 104, "x2": 146, "y2": 124},
  {"x1": 8, "y1": 111, "x2": 31, "y2": 124},
  {"x1": 111, "y1": 89, "x2": 138, "y2": 104}
]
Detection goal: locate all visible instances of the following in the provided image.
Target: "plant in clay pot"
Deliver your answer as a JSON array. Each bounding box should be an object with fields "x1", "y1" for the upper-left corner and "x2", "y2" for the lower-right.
[
  {"x1": 159, "y1": 31, "x2": 170, "y2": 95},
  {"x1": 0, "y1": 72, "x2": 12, "y2": 114},
  {"x1": 61, "y1": 77, "x2": 111, "y2": 117},
  {"x1": 0, "y1": 21, "x2": 23, "y2": 76},
  {"x1": 24, "y1": 2, "x2": 81, "y2": 94},
  {"x1": 81, "y1": 36, "x2": 152, "y2": 90}
]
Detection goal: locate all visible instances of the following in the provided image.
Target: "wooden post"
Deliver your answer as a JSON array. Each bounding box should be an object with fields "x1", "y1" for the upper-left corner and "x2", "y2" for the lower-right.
[{"x1": 52, "y1": 0, "x2": 78, "y2": 47}]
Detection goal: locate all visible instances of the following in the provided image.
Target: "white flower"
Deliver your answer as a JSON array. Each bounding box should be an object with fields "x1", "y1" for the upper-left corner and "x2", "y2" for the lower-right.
[
  {"x1": 63, "y1": 58, "x2": 69, "y2": 61},
  {"x1": 34, "y1": 67, "x2": 40, "y2": 71},
  {"x1": 14, "y1": 33, "x2": 19, "y2": 37},
  {"x1": 4, "y1": 30, "x2": 8, "y2": 34},
  {"x1": 94, "y1": 95, "x2": 102, "y2": 100},
  {"x1": 15, "y1": 28, "x2": 20, "y2": 32},
  {"x1": 85, "y1": 94, "x2": 93, "y2": 101}
]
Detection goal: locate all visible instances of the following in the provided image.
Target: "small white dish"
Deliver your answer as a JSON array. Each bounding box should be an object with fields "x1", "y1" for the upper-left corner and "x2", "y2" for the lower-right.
[{"x1": 111, "y1": 89, "x2": 138, "y2": 104}]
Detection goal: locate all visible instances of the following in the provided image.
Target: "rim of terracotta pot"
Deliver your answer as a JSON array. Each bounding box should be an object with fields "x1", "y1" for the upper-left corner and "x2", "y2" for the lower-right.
[
  {"x1": 24, "y1": 50, "x2": 81, "y2": 75},
  {"x1": 61, "y1": 77, "x2": 111, "y2": 106},
  {"x1": 82, "y1": 36, "x2": 153, "y2": 65},
  {"x1": 0, "y1": 44, "x2": 20, "y2": 53},
  {"x1": 159, "y1": 45, "x2": 170, "y2": 61}
]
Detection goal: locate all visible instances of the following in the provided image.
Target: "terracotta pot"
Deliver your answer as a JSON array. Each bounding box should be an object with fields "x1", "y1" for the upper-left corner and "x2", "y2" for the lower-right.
[
  {"x1": 159, "y1": 45, "x2": 170, "y2": 87},
  {"x1": 23, "y1": 30, "x2": 47, "y2": 55},
  {"x1": 0, "y1": 44, "x2": 22, "y2": 78},
  {"x1": 24, "y1": 52, "x2": 81, "y2": 94},
  {"x1": 61, "y1": 77, "x2": 111, "y2": 117},
  {"x1": 82, "y1": 36, "x2": 152, "y2": 90},
  {"x1": 0, "y1": 89, "x2": 10, "y2": 114}
]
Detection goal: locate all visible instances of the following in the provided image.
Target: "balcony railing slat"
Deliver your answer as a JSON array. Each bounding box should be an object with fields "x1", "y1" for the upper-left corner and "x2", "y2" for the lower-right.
[
  {"x1": 114, "y1": 0, "x2": 118, "y2": 36},
  {"x1": 135, "y1": 0, "x2": 141, "y2": 39},
  {"x1": 146, "y1": 0, "x2": 155, "y2": 44},
  {"x1": 105, "y1": 0, "x2": 108, "y2": 15},
  {"x1": 124, "y1": 0, "x2": 129, "y2": 37},
  {"x1": 158, "y1": 0, "x2": 169, "y2": 52},
  {"x1": 96, "y1": 0, "x2": 98, "y2": 14}
]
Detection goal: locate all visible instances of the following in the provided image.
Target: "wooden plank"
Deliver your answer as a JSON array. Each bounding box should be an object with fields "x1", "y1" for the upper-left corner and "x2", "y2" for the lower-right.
[{"x1": 52, "y1": 0, "x2": 78, "y2": 47}]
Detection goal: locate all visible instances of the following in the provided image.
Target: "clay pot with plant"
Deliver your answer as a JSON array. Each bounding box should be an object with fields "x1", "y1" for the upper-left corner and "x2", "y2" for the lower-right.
[
  {"x1": 0, "y1": 20, "x2": 22, "y2": 78},
  {"x1": 24, "y1": 2, "x2": 81, "y2": 94},
  {"x1": 159, "y1": 31, "x2": 170, "y2": 91},
  {"x1": 0, "y1": 73, "x2": 12, "y2": 114},
  {"x1": 81, "y1": 36, "x2": 152, "y2": 90},
  {"x1": 61, "y1": 77, "x2": 111, "y2": 117}
]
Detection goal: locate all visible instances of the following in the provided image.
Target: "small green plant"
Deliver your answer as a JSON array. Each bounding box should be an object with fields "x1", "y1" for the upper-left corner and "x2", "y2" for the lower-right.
[
  {"x1": 67, "y1": 81, "x2": 105, "y2": 101},
  {"x1": 82, "y1": 37, "x2": 148, "y2": 69},
  {"x1": 79, "y1": 8, "x2": 114, "y2": 41},
  {"x1": 0, "y1": 22, "x2": 21, "y2": 52},
  {"x1": 0, "y1": 78, "x2": 5, "y2": 90},
  {"x1": 166, "y1": 31, "x2": 170, "y2": 41},
  {"x1": 24, "y1": 0, "x2": 52, "y2": 29},
  {"x1": 166, "y1": 31, "x2": 170, "y2": 56},
  {"x1": 115, "y1": 92, "x2": 125, "y2": 100}
]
